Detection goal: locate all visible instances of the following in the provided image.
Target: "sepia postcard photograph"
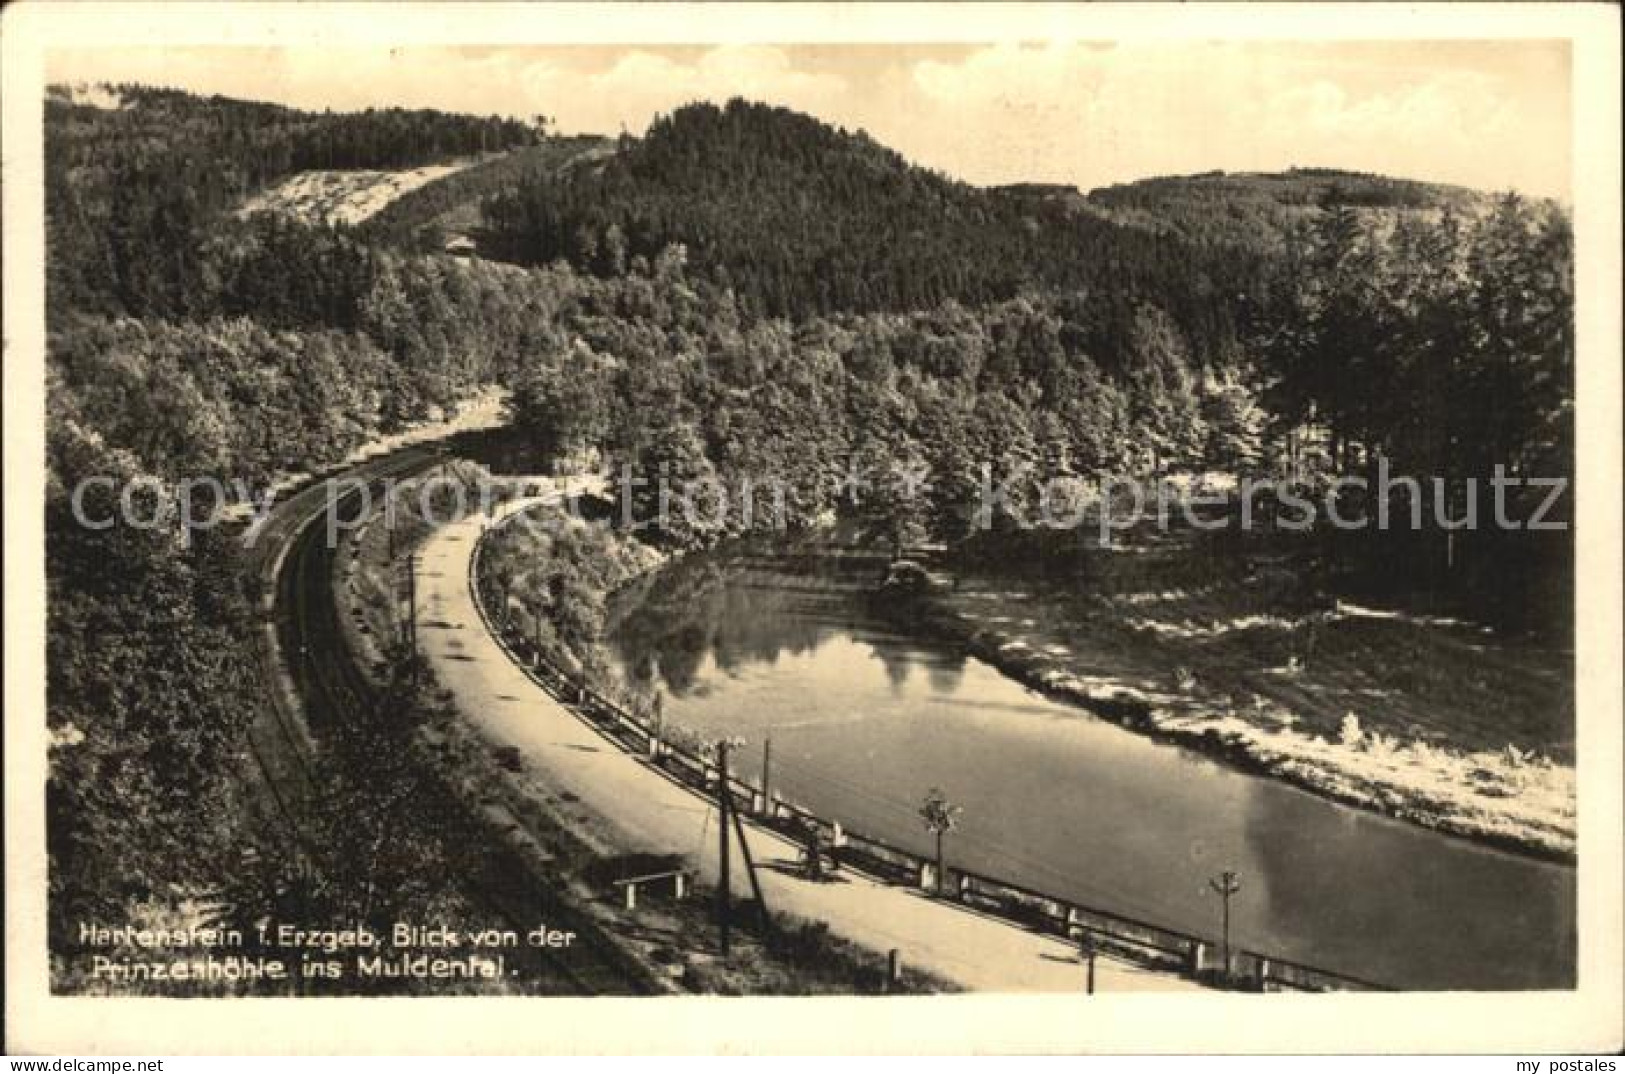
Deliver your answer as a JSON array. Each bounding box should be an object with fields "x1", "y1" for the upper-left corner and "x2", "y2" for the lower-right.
[{"x1": 3, "y1": 1, "x2": 1621, "y2": 1057}]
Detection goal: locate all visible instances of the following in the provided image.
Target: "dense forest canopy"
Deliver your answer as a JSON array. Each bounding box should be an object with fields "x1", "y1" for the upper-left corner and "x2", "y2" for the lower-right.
[
  {"x1": 1082, "y1": 167, "x2": 1494, "y2": 250},
  {"x1": 356, "y1": 135, "x2": 613, "y2": 250},
  {"x1": 478, "y1": 98, "x2": 1273, "y2": 348},
  {"x1": 42, "y1": 84, "x2": 1573, "y2": 954}
]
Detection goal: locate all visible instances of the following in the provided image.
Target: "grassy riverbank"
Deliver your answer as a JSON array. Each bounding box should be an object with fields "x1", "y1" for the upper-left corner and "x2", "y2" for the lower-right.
[{"x1": 898, "y1": 526, "x2": 1575, "y2": 863}]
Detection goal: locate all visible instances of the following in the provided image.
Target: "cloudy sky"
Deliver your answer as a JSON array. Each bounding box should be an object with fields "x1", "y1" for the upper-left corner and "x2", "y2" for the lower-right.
[{"x1": 49, "y1": 41, "x2": 1571, "y2": 198}]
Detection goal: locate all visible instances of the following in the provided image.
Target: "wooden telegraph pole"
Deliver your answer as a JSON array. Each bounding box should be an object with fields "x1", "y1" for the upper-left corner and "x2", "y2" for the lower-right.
[
  {"x1": 727, "y1": 779, "x2": 773, "y2": 940},
  {"x1": 1080, "y1": 929, "x2": 1097, "y2": 995},
  {"x1": 1209, "y1": 869, "x2": 1242, "y2": 983},
  {"x1": 407, "y1": 552, "x2": 419, "y2": 682},
  {"x1": 760, "y1": 735, "x2": 773, "y2": 810},
  {"x1": 716, "y1": 740, "x2": 733, "y2": 958},
  {"x1": 714, "y1": 737, "x2": 768, "y2": 956}
]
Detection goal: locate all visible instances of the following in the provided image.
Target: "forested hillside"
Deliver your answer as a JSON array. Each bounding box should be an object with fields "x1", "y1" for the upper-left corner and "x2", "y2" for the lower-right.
[
  {"x1": 478, "y1": 98, "x2": 1269, "y2": 350},
  {"x1": 45, "y1": 84, "x2": 543, "y2": 321},
  {"x1": 1083, "y1": 168, "x2": 1490, "y2": 250},
  {"x1": 358, "y1": 135, "x2": 615, "y2": 251},
  {"x1": 43, "y1": 85, "x2": 1574, "y2": 972},
  {"x1": 44, "y1": 86, "x2": 551, "y2": 968},
  {"x1": 474, "y1": 102, "x2": 1570, "y2": 565}
]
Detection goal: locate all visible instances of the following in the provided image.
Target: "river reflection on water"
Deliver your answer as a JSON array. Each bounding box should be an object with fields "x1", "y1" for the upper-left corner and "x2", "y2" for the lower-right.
[{"x1": 604, "y1": 547, "x2": 1576, "y2": 990}]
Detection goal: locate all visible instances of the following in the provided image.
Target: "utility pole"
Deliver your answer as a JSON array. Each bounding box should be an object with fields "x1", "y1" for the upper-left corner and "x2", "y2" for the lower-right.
[
  {"x1": 918, "y1": 788, "x2": 961, "y2": 895},
  {"x1": 407, "y1": 553, "x2": 419, "y2": 682},
  {"x1": 1208, "y1": 869, "x2": 1242, "y2": 983},
  {"x1": 716, "y1": 740, "x2": 733, "y2": 958},
  {"x1": 727, "y1": 784, "x2": 773, "y2": 940},
  {"x1": 760, "y1": 735, "x2": 772, "y2": 811},
  {"x1": 1080, "y1": 930, "x2": 1097, "y2": 995}
]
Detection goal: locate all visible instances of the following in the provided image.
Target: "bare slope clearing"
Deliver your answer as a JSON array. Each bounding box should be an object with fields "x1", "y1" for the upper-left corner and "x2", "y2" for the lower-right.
[{"x1": 238, "y1": 161, "x2": 476, "y2": 226}]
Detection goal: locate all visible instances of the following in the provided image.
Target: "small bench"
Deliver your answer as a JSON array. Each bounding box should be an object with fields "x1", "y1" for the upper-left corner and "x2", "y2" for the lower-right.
[{"x1": 611, "y1": 868, "x2": 693, "y2": 910}]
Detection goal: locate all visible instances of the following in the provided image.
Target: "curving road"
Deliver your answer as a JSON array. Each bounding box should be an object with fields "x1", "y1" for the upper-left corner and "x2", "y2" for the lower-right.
[
  {"x1": 419, "y1": 496, "x2": 1208, "y2": 994},
  {"x1": 246, "y1": 447, "x2": 659, "y2": 995}
]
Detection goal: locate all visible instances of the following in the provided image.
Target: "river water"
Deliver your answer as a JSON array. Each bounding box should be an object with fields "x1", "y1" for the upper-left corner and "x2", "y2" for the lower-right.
[{"x1": 604, "y1": 547, "x2": 1575, "y2": 990}]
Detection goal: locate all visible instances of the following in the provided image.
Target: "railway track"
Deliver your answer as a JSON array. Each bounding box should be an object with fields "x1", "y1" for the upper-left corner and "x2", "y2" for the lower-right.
[
  {"x1": 238, "y1": 448, "x2": 439, "y2": 847},
  {"x1": 245, "y1": 447, "x2": 659, "y2": 995}
]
